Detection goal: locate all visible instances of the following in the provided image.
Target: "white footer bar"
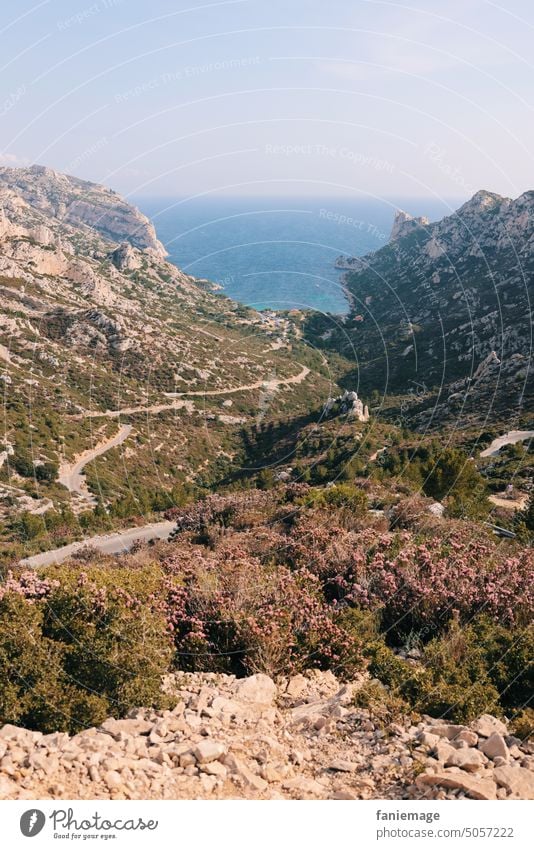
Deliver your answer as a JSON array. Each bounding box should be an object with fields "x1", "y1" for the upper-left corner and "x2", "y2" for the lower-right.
[{"x1": 2, "y1": 799, "x2": 532, "y2": 848}]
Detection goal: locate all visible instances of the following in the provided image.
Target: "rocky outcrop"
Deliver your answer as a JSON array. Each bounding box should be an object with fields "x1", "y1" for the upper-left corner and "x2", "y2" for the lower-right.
[
  {"x1": 0, "y1": 165, "x2": 166, "y2": 257},
  {"x1": 320, "y1": 188, "x2": 534, "y2": 427},
  {"x1": 42, "y1": 308, "x2": 134, "y2": 354},
  {"x1": 389, "y1": 209, "x2": 430, "y2": 241},
  {"x1": 334, "y1": 255, "x2": 364, "y2": 271},
  {"x1": 323, "y1": 390, "x2": 369, "y2": 422},
  {"x1": 110, "y1": 242, "x2": 143, "y2": 272},
  {"x1": 0, "y1": 672, "x2": 531, "y2": 801}
]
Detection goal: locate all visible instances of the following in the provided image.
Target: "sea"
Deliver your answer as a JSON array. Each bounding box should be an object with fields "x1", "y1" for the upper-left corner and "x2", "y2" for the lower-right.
[{"x1": 136, "y1": 196, "x2": 461, "y2": 314}]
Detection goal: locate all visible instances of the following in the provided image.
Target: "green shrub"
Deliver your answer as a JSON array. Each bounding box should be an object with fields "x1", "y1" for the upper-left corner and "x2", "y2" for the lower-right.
[
  {"x1": 35, "y1": 461, "x2": 59, "y2": 482},
  {"x1": 415, "y1": 629, "x2": 501, "y2": 723},
  {"x1": 510, "y1": 709, "x2": 534, "y2": 741},
  {"x1": 302, "y1": 483, "x2": 368, "y2": 514},
  {"x1": 11, "y1": 512, "x2": 44, "y2": 541},
  {"x1": 343, "y1": 610, "x2": 514, "y2": 724},
  {"x1": 422, "y1": 447, "x2": 489, "y2": 519},
  {"x1": 467, "y1": 616, "x2": 533, "y2": 710},
  {"x1": 0, "y1": 594, "x2": 69, "y2": 732},
  {"x1": 0, "y1": 565, "x2": 173, "y2": 733},
  {"x1": 11, "y1": 451, "x2": 35, "y2": 478},
  {"x1": 352, "y1": 680, "x2": 412, "y2": 726}
]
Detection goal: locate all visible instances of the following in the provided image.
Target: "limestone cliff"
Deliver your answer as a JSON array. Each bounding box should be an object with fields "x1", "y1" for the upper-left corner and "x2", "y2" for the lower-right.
[
  {"x1": 389, "y1": 209, "x2": 430, "y2": 241},
  {"x1": 0, "y1": 165, "x2": 167, "y2": 256},
  {"x1": 308, "y1": 189, "x2": 534, "y2": 428}
]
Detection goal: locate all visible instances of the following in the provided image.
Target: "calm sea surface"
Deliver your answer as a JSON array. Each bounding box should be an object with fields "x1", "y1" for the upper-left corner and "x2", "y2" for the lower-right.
[{"x1": 136, "y1": 197, "x2": 460, "y2": 314}]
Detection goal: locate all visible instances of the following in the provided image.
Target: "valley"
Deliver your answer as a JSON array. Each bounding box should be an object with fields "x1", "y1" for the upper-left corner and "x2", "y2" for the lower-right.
[
  {"x1": 0, "y1": 166, "x2": 533, "y2": 804},
  {"x1": 0, "y1": 166, "x2": 335, "y2": 562},
  {"x1": 1, "y1": 169, "x2": 533, "y2": 563}
]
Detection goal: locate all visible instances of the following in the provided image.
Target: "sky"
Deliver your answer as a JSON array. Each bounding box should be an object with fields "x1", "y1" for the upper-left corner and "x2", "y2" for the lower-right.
[{"x1": 1, "y1": 0, "x2": 533, "y2": 202}]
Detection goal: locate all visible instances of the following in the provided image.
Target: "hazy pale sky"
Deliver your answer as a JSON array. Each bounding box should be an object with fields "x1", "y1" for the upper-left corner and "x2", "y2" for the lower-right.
[{"x1": 1, "y1": 0, "x2": 533, "y2": 201}]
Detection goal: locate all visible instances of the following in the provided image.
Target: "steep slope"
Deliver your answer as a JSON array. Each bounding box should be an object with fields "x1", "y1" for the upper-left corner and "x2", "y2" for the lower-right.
[
  {"x1": 308, "y1": 190, "x2": 534, "y2": 429},
  {"x1": 0, "y1": 165, "x2": 166, "y2": 256},
  {"x1": 0, "y1": 167, "x2": 332, "y2": 540}
]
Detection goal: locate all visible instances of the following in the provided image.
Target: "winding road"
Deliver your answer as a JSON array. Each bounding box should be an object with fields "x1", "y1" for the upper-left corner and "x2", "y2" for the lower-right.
[
  {"x1": 480, "y1": 430, "x2": 534, "y2": 458},
  {"x1": 59, "y1": 424, "x2": 132, "y2": 506},
  {"x1": 21, "y1": 366, "x2": 312, "y2": 565},
  {"x1": 162, "y1": 365, "x2": 311, "y2": 398},
  {"x1": 72, "y1": 366, "x2": 311, "y2": 419},
  {"x1": 20, "y1": 520, "x2": 176, "y2": 568}
]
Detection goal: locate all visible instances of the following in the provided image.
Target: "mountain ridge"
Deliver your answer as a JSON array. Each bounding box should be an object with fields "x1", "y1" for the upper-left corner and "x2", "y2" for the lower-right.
[
  {"x1": 0, "y1": 166, "x2": 333, "y2": 546},
  {"x1": 308, "y1": 188, "x2": 534, "y2": 429},
  {"x1": 0, "y1": 164, "x2": 167, "y2": 257}
]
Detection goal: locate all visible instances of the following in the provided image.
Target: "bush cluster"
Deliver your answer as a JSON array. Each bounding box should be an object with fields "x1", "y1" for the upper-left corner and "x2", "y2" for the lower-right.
[
  {"x1": 0, "y1": 485, "x2": 532, "y2": 734},
  {"x1": 161, "y1": 550, "x2": 364, "y2": 679},
  {"x1": 0, "y1": 566, "x2": 172, "y2": 733}
]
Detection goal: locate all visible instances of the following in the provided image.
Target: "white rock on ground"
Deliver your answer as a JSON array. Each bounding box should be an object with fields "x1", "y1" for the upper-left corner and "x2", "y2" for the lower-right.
[{"x1": 0, "y1": 673, "x2": 532, "y2": 801}]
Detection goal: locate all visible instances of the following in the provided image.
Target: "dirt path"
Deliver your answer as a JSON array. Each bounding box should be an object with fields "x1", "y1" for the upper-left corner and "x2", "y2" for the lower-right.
[
  {"x1": 20, "y1": 520, "x2": 176, "y2": 568},
  {"x1": 75, "y1": 400, "x2": 194, "y2": 421},
  {"x1": 162, "y1": 364, "x2": 311, "y2": 398},
  {"x1": 73, "y1": 366, "x2": 311, "y2": 419},
  {"x1": 58, "y1": 424, "x2": 132, "y2": 506},
  {"x1": 489, "y1": 493, "x2": 528, "y2": 511}
]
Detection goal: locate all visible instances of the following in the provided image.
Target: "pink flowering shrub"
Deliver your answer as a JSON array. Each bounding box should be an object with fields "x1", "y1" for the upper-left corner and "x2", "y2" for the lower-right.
[
  {"x1": 160, "y1": 548, "x2": 364, "y2": 678},
  {"x1": 166, "y1": 490, "x2": 275, "y2": 535},
  {"x1": 1, "y1": 484, "x2": 532, "y2": 731},
  {"x1": 345, "y1": 532, "x2": 533, "y2": 638},
  {"x1": 0, "y1": 570, "x2": 60, "y2": 602},
  {"x1": 259, "y1": 517, "x2": 533, "y2": 638}
]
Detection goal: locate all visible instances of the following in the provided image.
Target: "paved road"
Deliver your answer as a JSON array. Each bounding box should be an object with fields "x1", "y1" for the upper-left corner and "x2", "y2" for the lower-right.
[
  {"x1": 20, "y1": 520, "x2": 176, "y2": 568},
  {"x1": 480, "y1": 430, "x2": 534, "y2": 458},
  {"x1": 58, "y1": 424, "x2": 132, "y2": 504}
]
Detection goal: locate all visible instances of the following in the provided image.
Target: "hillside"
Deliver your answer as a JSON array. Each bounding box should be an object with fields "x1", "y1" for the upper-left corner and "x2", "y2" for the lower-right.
[
  {"x1": 306, "y1": 190, "x2": 534, "y2": 430},
  {"x1": 1, "y1": 484, "x2": 532, "y2": 800},
  {"x1": 0, "y1": 170, "x2": 533, "y2": 802},
  {"x1": 0, "y1": 166, "x2": 334, "y2": 557}
]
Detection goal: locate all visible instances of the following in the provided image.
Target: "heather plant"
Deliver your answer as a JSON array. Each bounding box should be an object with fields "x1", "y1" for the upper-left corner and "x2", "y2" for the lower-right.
[
  {"x1": 0, "y1": 482, "x2": 532, "y2": 734},
  {"x1": 344, "y1": 531, "x2": 533, "y2": 639},
  {"x1": 161, "y1": 550, "x2": 365, "y2": 679},
  {"x1": 168, "y1": 490, "x2": 274, "y2": 536}
]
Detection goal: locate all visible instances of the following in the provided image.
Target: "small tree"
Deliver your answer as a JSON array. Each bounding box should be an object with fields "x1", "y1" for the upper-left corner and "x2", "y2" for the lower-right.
[
  {"x1": 35, "y1": 461, "x2": 59, "y2": 482},
  {"x1": 422, "y1": 447, "x2": 489, "y2": 518}
]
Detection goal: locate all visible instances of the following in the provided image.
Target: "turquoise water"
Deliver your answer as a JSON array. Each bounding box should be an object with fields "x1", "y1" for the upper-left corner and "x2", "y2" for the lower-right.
[{"x1": 136, "y1": 197, "x2": 459, "y2": 314}]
